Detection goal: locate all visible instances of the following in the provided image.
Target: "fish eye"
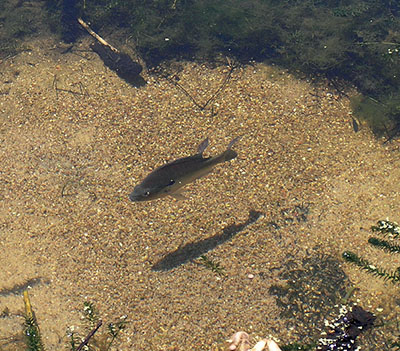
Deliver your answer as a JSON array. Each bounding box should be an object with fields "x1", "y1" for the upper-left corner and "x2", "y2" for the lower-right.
[
  {"x1": 144, "y1": 191, "x2": 150, "y2": 196},
  {"x1": 168, "y1": 179, "x2": 175, "y2": 185}
]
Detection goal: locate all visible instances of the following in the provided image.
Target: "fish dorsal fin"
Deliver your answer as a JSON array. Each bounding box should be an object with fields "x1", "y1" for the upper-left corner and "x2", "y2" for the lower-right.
[{"x1": 197, "y1": 138, "x2": 209, "y2": 155}]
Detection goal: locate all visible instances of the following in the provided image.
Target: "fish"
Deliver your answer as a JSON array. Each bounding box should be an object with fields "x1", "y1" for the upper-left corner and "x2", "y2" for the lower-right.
[
  {"x1": 129, "y1": 136, "x2": 240, "y2": 201},
  {"x1": 351, "y1": 117, "x2": 359, "y2": 132}
]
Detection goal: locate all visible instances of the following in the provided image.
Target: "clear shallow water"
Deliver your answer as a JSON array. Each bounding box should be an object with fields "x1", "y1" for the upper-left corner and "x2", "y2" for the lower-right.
[{"x1": 1, "y1": 2, "x2": 400, "y2": 351}]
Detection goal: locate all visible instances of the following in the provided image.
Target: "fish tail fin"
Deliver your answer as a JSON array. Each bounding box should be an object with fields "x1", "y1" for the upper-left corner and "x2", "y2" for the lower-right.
[
  {"x1": 220, "y1": 136, "x2": 241, "y2": 162},
  {"x1": 222, "y1": 149, "x2": 238, "y2": 162},
  {"x1": 207, "y1": 135, "x2": 241, "y2": 164}
]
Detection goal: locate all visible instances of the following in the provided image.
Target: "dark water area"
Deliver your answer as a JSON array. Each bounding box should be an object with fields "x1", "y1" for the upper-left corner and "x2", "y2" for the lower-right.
[{"x1": 3, "y1": 0, "x2": 400, "y2": 138}]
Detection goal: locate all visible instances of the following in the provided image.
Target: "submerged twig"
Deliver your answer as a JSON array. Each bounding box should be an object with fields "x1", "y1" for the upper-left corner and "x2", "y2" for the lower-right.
[
  {"x1": 165, "y1": 58, "x2": 238, "y2": 111},
  {"x1": 23, "y1": 291, "x2": 44, "y2": 351},
  {"x1": 78, "y1": 17, "x2": 144, "y2": 86},
  {"x1": 78, "y1": 18, "x2": 118, "y2": 52},
  {"x1": 23, "y1": 291, "x2": 34, "y2": 320},
  {"x1": 328, "y1": 77, "x2": 350, "y2": 99},
  {"x1": 53, "y1": 74, "x2": 89, "y2": 99},
  {"x1": 76, "y1": 320, "x2": 103, "y2": 351}
]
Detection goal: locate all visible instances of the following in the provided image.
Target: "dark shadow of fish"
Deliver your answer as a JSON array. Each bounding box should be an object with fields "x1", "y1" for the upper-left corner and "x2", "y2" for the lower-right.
[
  {"x1": 151, "y1": 210, "x2": 263, "y2": 271},
  {"x1": 0, "y1": 277, "x2": 48, "y2": 297}
]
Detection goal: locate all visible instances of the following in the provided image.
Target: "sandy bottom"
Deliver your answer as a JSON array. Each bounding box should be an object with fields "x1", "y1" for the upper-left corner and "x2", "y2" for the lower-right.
[{"x1": 1, "y1": 31, "x2": 400, "y2": 351}]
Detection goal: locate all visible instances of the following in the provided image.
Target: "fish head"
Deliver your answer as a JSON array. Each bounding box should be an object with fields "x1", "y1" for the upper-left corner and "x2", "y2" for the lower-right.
[
  {"x1": 129, "y1": 182, "x2": 172, "y2": 202},
  {"x1": 129, "y1": 184, "x2": 155, "y2": 201}
]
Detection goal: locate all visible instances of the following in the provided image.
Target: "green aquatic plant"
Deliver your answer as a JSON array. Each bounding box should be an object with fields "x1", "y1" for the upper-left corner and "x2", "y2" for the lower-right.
[
  {"x1": 332, "y1": 3, "x2": 370, "y2": 17},
  {"x1": 371, "y1": 220, "x2": 400, "y2": 238},
  {"x1": 24, "y1": 316, "x2": 44, "y2": 351},
  {"x1": 351, "y1": 89, "x2": 400, "y2": 139},
  {"x1": 0, "y1": 0, "x2": 40, "y2": 60},
  {"x1": 343, "y1": 220, "x2": 400, "y2": 285},
  {"x1": 70, "y1": 302, "x2": 127, "y2": 351},
  {"x1": 104, "y1": 319, "x2": 127, "y2": 350},
  {"x1": 342, "y1": 222, "x2": 400, "y2": 347},
  {"x1": 369, "y1": 220, "x2": 400, "y2": 253},
  {"x1": 12, "y1": 293, "x2": 127, "y2": 351},
  {"x1": 350, "y1": 96, "x2": 394, "y2": 137},
  {"x1": 67, "y1": 327, "x2": 80, "y2": 351},
  {"x1": 342, "y1": 251, "x2": 400, "y2": 284},
  {"x1": 83, "y1": 301, "x2": 99, "y2": 326},
  {"x1": 198, "y1": 255, "x2": 226, "y2": 277},
  {"x1": 368, "y1": 237, "x2": 400, "y2": 254}
]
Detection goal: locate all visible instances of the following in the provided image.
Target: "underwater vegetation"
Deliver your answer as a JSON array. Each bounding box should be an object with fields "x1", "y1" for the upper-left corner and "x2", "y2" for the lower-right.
[
  {"x1": 197, "y1": 255, "x2": 226, "y2": 277},
  {"x1": 67, "y1": 301, "x2": 127, "y2": 351},
  {"x1": 2, "y1": 283, "x2": 378, "y2": 350},
  {"x1": 4, "y1": 292, "x2": 127, "y2": 351},
  {"x1": 342, "y1": 219, "x2": 400, "y2": 350},
  {"x1": 343, "y1": 220, "x2": 400, "y2": 284},
  {"x1": 351, "y1": 92, "x2": 400, "y2": 141},
  {"x1": 41, "y1": 0, "x2": 400, "y2": 138},
  {"x1": 0, "y1": 0, "x2": 399, "y2": 135}
]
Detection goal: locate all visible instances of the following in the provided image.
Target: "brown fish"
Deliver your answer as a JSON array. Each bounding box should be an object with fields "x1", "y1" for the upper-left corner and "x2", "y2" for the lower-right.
[{"x1": 129, "y1": 137, "x2": 240, "y2": 201}]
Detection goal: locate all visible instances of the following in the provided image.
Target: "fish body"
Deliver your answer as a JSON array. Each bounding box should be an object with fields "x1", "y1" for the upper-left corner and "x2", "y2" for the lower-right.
[
  {"x1": 129, "y1": 137, "x2": 239, "y2": 201},
  {"x1": 351, "y1": 117, "x2": 359, "y2": 132}
]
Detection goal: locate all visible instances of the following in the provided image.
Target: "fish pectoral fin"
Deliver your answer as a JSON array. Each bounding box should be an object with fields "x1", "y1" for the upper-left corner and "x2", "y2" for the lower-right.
[
  {"x1": 169, "y1": 186, "x2": 189, "y2": 200},
  {"x1": 170, "y1": 192, "x2": 187, "y2": 200}
]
